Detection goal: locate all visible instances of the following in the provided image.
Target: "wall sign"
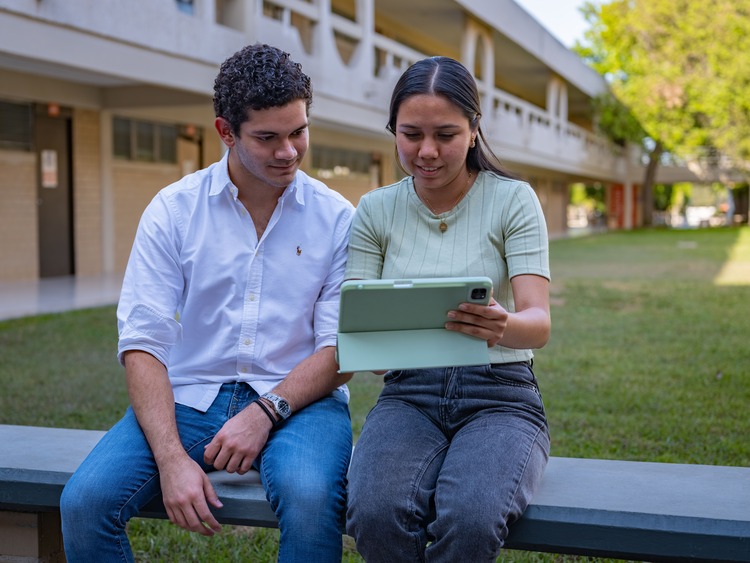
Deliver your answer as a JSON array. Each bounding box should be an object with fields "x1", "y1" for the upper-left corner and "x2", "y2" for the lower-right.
[{"x1": 41, "y1": 149, "x2": 58, "y2": 188}]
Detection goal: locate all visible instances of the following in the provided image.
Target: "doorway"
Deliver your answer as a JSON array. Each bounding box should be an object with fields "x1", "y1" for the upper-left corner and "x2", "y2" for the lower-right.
[{"x1": 34, "y1": 106, "x2": 73, "y2": 277}]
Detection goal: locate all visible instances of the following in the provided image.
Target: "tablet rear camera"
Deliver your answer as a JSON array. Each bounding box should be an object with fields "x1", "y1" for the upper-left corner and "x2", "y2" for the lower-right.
[{"x1": 471, "y1": 288, "x2": 487, "y2": 301}]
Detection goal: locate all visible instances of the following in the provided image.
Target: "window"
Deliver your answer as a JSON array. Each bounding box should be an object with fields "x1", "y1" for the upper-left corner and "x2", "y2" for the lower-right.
[
  {"x1": 217, "y1": 0, "x2": 242, "y2": 30},
  {"x1": 135, "y1": 121, "x2": 155, "y2": 161},
  {"x1": 113, "y1": 117, "x2": 131, "y2": 157},
  {"x1": 0, "y1": 101, "x2": 32, "y2": 151},
  {"x1": 159, "y1": 125, "x2": 177, "y2": 163},
  {"x1": 312, "y1": 146, "x2": 374, "y2": 180},
  {"x1": 175, "y1": 0, "x2": 194, "y2": 15},
  {"x1": 113, "y1": 117, "x2": 178, "y2": 163}
]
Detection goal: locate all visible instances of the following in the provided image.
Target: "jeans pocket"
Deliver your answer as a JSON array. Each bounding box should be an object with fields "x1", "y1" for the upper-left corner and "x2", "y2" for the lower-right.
[
  {"x1": 383, "y1": 369, "x2": 407, "y2": 385},
  {"x1": 484, "y1": 362, "x2": 539, "y2": 393}
]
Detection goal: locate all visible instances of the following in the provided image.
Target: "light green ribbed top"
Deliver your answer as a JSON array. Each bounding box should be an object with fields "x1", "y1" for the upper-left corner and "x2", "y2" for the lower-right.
[{"x1": 345, "y1": 171, "x2": 550, "y2": 364}]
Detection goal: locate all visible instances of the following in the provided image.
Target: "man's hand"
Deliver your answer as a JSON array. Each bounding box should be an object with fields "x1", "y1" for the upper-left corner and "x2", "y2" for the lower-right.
[
  {"x1": 159, "y1": 455, "x2": 223, "y2": 536},
  {"x1": 204, "y1": 403, "x2": 272, "y2": 474}
]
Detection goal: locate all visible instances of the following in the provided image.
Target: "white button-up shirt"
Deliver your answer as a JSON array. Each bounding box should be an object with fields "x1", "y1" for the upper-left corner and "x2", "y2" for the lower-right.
[{"x1": 117, "y1": 151, "x2": 355, "y2": 411}]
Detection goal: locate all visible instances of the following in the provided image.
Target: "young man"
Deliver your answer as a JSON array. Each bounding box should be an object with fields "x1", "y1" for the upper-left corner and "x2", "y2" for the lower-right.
[{"x1": 60, "y1": 43, "x2": 355, "y2": 562}]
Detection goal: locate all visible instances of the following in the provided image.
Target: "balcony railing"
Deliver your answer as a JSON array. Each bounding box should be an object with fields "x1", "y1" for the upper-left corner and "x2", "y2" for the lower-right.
[
  {"x1": 252, "y1": 0, "x2": 627, "y2": 181},
  {"x1": 0, "y1": 0, "x2": 630, "y2": 181}
]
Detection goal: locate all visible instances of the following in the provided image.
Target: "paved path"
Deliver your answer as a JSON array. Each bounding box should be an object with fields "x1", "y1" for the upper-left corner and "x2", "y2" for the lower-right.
[{"x1": 0, "y1": 273, "x2": 122, "y2": 321}]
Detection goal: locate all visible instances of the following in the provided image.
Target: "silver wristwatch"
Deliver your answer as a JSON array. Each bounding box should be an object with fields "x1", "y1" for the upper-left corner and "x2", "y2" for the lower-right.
[{"x1": 261, "y1": 392, "x2": 292, "y2": 420}]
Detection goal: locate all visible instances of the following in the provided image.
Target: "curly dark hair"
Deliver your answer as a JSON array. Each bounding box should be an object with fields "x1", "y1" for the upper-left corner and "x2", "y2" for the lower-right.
[{"x1": 213, "y1": 43, "x2": 313, "y2": 134}]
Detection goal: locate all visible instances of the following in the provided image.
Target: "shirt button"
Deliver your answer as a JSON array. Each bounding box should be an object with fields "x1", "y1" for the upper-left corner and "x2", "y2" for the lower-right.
[
  {"x1": 248, "y1": 293, "x2": 256, "y2": 301},
  {"x1": 244, "y1": 339, "x2": 252, "y2": 346},
  {"x1": 240, "y1": 366, "x2": 248, "y2": 373}
]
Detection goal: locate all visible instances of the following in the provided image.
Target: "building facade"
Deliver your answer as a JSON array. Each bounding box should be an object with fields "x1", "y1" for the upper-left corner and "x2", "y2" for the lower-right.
[{"x1": 0, "y1": 0, "x2": 643, "y2": 282}]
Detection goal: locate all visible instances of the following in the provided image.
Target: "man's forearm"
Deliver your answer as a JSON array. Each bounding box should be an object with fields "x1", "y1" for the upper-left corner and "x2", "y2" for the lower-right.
[
  {"x1": 266, "y1": 346, "x2": 351, "y2": 414},
  {"x1": 123, "y1": 350, "x2": 186, "y2": 465}
]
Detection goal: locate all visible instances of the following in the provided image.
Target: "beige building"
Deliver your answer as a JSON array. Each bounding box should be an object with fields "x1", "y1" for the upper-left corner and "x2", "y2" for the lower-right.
[{"x1": 0, "y1": 0, "x2": 643, "y2": 282}]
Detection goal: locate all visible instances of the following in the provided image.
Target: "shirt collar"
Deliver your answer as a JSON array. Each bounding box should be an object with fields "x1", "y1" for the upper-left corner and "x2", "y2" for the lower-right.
[
  {"x1": 208, "y1": 149, "x2": 306, "y2": 205},
  {"x1": 209, "y1": 150, "x2": 233, "y2": 197}
]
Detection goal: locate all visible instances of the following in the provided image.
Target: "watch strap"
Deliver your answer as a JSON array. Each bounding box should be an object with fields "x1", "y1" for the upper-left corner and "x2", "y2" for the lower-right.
[
  {"x1": 253, "y1": 398, "x2": 279, "y2": 427},
  {"x1": 262, "y1": 392, "x2": 291, "y2": 419}
]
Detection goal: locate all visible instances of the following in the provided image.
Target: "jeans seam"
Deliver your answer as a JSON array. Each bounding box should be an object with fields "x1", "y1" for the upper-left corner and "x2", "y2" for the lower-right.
[
  {"x1": 407, "y1": 441, "x2": 447, "y2": 562},
  {"x1": 503, "y1": 423, "x2": 547, "y2": 528}
]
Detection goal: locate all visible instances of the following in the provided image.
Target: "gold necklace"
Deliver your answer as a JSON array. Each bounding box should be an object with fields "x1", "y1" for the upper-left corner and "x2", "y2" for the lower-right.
[{"x1": 420, "y1": 172, "x2": 472, "y2": 233}]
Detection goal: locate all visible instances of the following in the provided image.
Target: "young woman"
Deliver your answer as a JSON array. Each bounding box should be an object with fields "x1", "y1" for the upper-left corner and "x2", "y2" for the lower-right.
[{"x1": 345, "y1": 56, "x2": 551, "y2": 562}]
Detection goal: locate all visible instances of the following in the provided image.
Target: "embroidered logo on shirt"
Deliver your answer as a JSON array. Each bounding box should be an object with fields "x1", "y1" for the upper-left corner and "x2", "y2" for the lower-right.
[{"x1": 296, "y1": 245, "x2": 302, "y2": 256}]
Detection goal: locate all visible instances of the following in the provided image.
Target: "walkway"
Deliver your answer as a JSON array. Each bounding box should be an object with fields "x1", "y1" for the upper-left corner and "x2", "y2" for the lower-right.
[{"x1": 0, "y1": 273, "x2": 123, "y2": 321}]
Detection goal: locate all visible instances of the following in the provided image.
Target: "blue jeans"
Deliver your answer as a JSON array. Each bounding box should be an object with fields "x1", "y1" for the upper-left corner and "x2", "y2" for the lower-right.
[
  {"x1": 346, "y1": 363, "x2": 550, "y2": 563},
  {"x1": 61, "y1": 382, "x2": 352, "y2": 563}
]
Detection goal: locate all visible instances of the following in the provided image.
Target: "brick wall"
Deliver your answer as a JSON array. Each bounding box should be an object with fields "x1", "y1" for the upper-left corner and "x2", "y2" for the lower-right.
[
  {"x1": 112, "y1": 162, "x2": 180, "y2": 272},
  {"x1": 0, "y1": 151, "x2": 38, "y2": 280},
  {"x1": 72, "y1": 108, "x2": 103, "y2": 276}
]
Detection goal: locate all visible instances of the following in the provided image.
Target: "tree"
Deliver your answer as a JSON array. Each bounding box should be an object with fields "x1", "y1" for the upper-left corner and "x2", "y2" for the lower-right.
[
  {"x1": 576, "y1": 0, "x2": 750, "y2": 224},
  {"x1": 590, "y1": 91, "x2": 662, "y2": 226}
]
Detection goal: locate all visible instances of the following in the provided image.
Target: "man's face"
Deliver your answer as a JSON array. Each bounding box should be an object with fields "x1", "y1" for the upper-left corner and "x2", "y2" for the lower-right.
[{"x1": 221, "y1": 99, "x2": 309, "y2": 190}]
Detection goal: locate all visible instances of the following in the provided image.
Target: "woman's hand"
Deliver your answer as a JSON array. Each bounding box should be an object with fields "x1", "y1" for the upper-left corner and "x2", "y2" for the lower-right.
[
  {"x1": 446, "y1": 275, "x2": 551, "y2": 350},
  {"x1": 445, "y1": 297, "x2": 508, "y2": 347}
]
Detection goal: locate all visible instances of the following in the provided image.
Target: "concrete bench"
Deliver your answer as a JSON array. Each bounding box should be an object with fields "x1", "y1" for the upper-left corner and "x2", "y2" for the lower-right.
[{"x1": 1, "y1": 424, "x2": 748, "y2": 562}]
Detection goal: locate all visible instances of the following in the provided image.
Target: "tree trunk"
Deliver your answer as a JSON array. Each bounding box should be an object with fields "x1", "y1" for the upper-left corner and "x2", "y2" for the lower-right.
[{"x1": 640, "y1": 141, "x2": 663, "y2": 226}]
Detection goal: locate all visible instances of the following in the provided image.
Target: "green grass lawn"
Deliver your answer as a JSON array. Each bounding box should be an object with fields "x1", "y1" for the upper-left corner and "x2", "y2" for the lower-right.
[{"x1": 2, "y1": 226, "x2": 748, "y2": 562}]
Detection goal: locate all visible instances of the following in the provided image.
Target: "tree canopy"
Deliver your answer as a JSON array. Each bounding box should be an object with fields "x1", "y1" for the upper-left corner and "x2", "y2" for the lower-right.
[{"x1": 577, "y1": 0, "x2": 750, "y2": 178}]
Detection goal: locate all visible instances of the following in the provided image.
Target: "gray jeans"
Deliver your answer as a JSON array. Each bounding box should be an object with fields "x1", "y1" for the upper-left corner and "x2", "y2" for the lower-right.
[{"x1": 346, "y1": 362, "x2": 550, "y2": 562}]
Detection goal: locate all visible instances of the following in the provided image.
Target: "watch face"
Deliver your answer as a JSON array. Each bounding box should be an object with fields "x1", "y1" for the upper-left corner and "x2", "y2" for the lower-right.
[
  {"x1": 265, "y1": 393, "x2": 291, "y2": 419},
  {"x1": 277, "y1": 399, "x2": 291, "y2": 418}
]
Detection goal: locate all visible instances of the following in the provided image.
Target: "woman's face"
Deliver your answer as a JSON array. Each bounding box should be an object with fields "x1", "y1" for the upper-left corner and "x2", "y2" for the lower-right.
[{"x1": 394, "y1": 94, "x2": 475, "y2": 192}]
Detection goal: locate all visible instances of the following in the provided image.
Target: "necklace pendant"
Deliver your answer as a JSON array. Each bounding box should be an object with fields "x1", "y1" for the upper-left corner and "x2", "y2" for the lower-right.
[{"x1": 439, "y1": 221, "x2": 448, "y2": 233}]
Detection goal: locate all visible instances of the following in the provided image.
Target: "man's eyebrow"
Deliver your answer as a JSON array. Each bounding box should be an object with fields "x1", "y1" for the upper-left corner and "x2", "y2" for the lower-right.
[{"x1": 249, "y1": 121, "x2": 309, "y2": 136}]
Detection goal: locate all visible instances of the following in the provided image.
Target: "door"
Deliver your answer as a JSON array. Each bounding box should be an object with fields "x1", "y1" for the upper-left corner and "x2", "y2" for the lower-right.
[{"x1": 35, "y1": 109, "x2": 73, "y2": 277}]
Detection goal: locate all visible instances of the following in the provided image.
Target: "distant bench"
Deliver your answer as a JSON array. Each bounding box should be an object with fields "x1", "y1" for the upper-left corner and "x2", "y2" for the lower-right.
[{"x1": 1, "y1": 424, "x2": 748, "y2": 563}]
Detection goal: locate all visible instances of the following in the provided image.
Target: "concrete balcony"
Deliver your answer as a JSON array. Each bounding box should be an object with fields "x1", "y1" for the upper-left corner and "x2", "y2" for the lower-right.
[
  {"x1": 255, "y1": 0, "x2": 630, "y2": 182},
  {"x1": 0, "y1": 0, "x2": 632, "y2": 183}
]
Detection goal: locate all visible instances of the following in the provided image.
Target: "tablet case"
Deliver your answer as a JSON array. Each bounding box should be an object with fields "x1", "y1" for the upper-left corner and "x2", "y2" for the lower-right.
[{"x1": 336, "y1": 277, "x2": 493, "y2": 372}]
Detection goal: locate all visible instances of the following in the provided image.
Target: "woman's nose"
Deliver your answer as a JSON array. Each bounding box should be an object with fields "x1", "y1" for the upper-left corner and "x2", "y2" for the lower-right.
[{"x1": 418, "y1": 138, "x2": 438, "y2": 159}]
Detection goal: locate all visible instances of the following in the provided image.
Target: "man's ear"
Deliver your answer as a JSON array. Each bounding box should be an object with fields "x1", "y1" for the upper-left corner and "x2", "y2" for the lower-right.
[{"x1": 214, "y1": 117, "x2": 235, "y2": 147}]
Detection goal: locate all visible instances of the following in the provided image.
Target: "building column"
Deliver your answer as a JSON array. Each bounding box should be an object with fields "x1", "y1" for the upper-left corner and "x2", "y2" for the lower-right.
[
  {"x1": 461, "y1": 20, "x2": 494, "y2": 121},
  {"x1": 195, "y1": 0, "x2": 216, "y2": 25},
  {"x1": 242, "y1": 0, "x2": 260, "y2": 37},
  {"x1": 546, "y1": 77, "x2": 568, "y2": 123},
  {"x1": 313, "y1": 0, "x2": 337, "y2": 63},
  {"x1": 350, "y1": 0, "x2": 375, "y2": 77},
  {"x1": 100, "y1": 111, "x2": 115, "y2": 274},
  {"x1": 623, "y1": 182, "x2": 634, "y2": 230},
  {"x1": 623, "y1": 143, "x2": 638, "y2": 230},
  {"x1": 558, "y1": 81, "x2": 568, "y2": 122}
]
